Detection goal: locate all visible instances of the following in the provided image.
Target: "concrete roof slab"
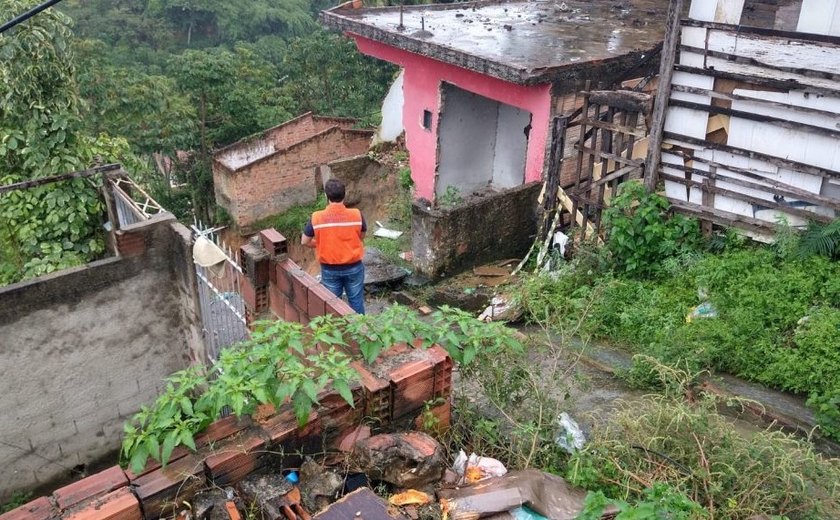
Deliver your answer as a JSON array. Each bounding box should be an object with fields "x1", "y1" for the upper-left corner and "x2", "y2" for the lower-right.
[{"x1": 321, "y1": 0, "x2": 667, "y2": 85}]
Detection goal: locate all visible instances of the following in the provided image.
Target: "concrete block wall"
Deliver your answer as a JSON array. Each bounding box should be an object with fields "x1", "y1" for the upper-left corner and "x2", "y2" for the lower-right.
[
  {"x1": 411, "y1": 182, "x2": 543, "y2": 279},
  {"x1": 2, "y1": 228, "x2": 453, "y2": 520},
  {"x1": 0, "y1": 215, "x2": 205, "y2": 501}
]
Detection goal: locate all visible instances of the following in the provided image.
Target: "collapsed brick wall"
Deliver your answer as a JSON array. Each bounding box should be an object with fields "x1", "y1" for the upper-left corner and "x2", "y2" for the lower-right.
[
  {"x1": 0, "y1": 216, "x2": 204, "y2": 502},
  {"x1": 2, "y1": 229, "x2": 453, "y2": 520}
]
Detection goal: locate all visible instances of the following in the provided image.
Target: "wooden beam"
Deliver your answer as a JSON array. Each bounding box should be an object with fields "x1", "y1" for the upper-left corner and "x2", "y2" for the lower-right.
[
  {"x1": 586, "y1": 90, "x2": 652, "y2": 114},
  {"x1": 670, "y1": 84, "x2": 840, "y2": 120},
  {"x1": 700, "y1": 168, "x2": 716, "y2": 236},
  {"x1": 580, "y1": 117, "x2": 648, "y2": 139},
  {"x1": 672, "y1": 64, "x2": 840, "y2": 98},
  {"x1": 644, "y1": 0, "x2": 685, "y2": 191},
  {"x1": 0, "y1": 164, "x2": 122, "y2": 194},
  {"x1": 661, "y1": 156, "x2": 840, "y2": 211},
  {"x1": 668, "y1": 199, "x2": 777, "y2": 235},
  {"x1": 575, "y1": 145, "x2": 644, "y2": 168},
  {"x1": 680, "y1": 19, "x2": 840, "y2": 47},
  {"x1": 661, "y1": 172, "x2": 835, "y2": 223},
  {"x1": 678, "y1": 44, "x2": 840, "y2": 84},
  {"x1": 669, "y1": 98, "x2": 840, "y2": 141},
  {"x1": 663, "y1": 131, "x2": 840, "y2": 180}
]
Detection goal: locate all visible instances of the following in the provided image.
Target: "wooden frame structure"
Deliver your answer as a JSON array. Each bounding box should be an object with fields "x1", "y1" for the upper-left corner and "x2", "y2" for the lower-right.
[{"x1": 645, "y1": 0, "x2": 840, "y2": 237}]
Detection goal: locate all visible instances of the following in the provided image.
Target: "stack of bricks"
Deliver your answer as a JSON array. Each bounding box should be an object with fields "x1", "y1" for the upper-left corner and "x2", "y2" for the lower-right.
[
  {"x1": 3, "y1": 228, "x2": 453, "y2": 520},
  {"x1": 2, "y1": 355, "x2": 450, "y2": 520}
]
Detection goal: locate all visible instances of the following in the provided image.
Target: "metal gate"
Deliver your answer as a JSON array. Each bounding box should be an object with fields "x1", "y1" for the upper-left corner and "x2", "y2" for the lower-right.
[{"x1": 191, "y1": 223, "x2": 249, "y2": 364}]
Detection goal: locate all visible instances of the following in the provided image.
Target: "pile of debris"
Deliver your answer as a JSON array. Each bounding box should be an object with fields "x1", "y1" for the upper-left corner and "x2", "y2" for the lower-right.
[{"x1": 192, "y1": 429, "x2": 610, "y2": 520}]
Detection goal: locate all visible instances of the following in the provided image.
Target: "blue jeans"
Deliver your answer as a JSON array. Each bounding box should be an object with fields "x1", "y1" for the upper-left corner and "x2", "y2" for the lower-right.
[{"x1": 320, "y1": 262, "x2": 365, "y2": 314}]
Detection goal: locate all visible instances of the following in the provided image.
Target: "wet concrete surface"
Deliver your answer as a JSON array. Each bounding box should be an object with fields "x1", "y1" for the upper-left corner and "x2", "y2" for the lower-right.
[{"x1": 325, "y1": 0, "x2": 667, "y2": 80}]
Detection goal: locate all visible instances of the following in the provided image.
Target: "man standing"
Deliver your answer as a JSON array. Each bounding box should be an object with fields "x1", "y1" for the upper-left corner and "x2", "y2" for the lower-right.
[{"x1": 301, "y1": 178, "x2": 366, "y2": 314}]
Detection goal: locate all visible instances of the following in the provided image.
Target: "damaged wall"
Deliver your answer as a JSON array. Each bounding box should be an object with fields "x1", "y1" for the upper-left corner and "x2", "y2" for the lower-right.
[
  {"x1": 352, "y1": 35, "x2": 552, "y2": 203},
  {"x1": 654, "y1": 0, "x2": 840, "y2": 235},
  {"x1": 0, "y1": 216, "x2": 200, "y2": 501},
  {"x1": 213, "y1": 114, "x2": 374, "y2": 231},
  {"x1": 436, "y1": 83, "x2": 530, "y2": 198},
  {"x1": 411, "y1": 182, "x2": 542, "y2": 279}
]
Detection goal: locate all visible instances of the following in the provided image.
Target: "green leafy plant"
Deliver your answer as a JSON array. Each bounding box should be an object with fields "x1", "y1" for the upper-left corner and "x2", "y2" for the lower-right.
[
  {"x1": 797, "y1": 218, "x2": 840, "y2": 259},
  {"x1": 602, "y1": 180, "x2": 700, "y2": 277},
  {"x1": 437, "y1": 185, "x2": 463, "y2": 208},
  {"x1": 577, "y1": 484, "x2": 708, "y2": 520},
  {"x1": 122, "y1": 305, "x2": 523, "y2": 473},
  {"x1": 121, "y1": 316, "x2": 358, "y2": 473}
]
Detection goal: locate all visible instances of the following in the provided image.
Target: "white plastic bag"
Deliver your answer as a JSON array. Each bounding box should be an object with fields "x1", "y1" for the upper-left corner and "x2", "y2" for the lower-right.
[{"x1": 555, "y1": 412, "x2": 585, "y2": 454}]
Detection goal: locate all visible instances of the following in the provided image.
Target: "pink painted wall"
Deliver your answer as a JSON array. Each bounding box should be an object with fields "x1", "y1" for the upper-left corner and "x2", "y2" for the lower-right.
[{"x1": 352, "y1": 35, "x2": 552, "y2": 202}]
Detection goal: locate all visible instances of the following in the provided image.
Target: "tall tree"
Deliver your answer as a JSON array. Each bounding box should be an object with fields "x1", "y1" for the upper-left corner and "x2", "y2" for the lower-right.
[
  {"x1": 167, "y1": 45, "x2": 293, "y2": 221},
  {"x1": 0, "y1": 0, "x2": 136, "y2": 284}
]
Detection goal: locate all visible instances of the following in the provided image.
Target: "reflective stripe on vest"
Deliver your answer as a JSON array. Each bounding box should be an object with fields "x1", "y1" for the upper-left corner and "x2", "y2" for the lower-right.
[{"x1": 311, "y1": 204, "x2": 364, "y2": 266}]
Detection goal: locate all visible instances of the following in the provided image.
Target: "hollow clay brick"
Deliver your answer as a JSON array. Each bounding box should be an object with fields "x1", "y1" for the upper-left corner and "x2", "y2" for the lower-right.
[
  {"x1": 63, "y1": 487, "x2": 141, "y2": 520},
  {"x1": 0, "y1": 496, "x2": 54, "y2": 520},
  {"x1": 54, "y1": 466, "x2": 128, "y2": 511}
]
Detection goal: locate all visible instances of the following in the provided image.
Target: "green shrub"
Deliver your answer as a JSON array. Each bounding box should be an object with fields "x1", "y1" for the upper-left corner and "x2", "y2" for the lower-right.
[
  {"x1": 566, "y1": 363, "x2": 840, "y2": 519},
  {"x1": 577, "y1": 484, "x2": 708, "y2": 520},
  {"x1": 602, "y1": 181, "x2": 700, "y2": 278}
]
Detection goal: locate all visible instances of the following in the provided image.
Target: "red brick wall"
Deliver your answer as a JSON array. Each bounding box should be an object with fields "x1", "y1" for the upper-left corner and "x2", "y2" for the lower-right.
[
  {"x1": 4, "y1": 228, "x2": 454, "y2": 520},
  {"x1": 217, "y1": 126, "x2": 373, "y2": 230}
]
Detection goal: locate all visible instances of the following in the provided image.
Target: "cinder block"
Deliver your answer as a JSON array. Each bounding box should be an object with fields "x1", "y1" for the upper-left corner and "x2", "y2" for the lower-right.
[
  {"x1": 240, "y1": 243, "x2": 270, "y2": 286},
  {"x1": 63, "y1": 487, "x2": 141, "y2": 520},
  {"x1": 389, "y1": 357, "x2": 436, "y2": 420},
  {"x1": 115, "y1": 231, "x2": 146, "y2": 257},
  {"x1": 195, "y1": 415, "x2": 251, "y2": 447},
  {"x1": 415, "y1": 398, "x2": 451, "y2": 435},
  {"x1": 54, "y1": 465, "x2": 128, "y2": 511},
  {"x1": 351, "y1": 360, "x2": 391, "y2": 421},
  {"x1": 289, "y1": 268, "x2": 314, "y2": 311},
  {"x1": 275, "y1": 259, "x2": 294, "y2": 296},
  {"x1": 240, "y1": 273, "x2": 256, "y2": 310},
  {"x1": 0, "y1": 496, "x2": 54, "y2": 520},
  {"x1": 269, "y1": 285, "x2": 287, "y2": 319}
]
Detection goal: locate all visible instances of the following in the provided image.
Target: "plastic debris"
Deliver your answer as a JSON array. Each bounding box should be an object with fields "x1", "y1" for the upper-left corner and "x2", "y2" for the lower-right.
[
  {"x1": 555, "y1": 413, "x2": 585, "y2": 454},
  {"x1": 439, "y1": 469, "x2": 597, "y2": 520},
  {"x1": 686, "y1": 302, "x2": 718, "y2": 322},
  {"x1": 453, "y1": 450, "x2": 508, "y2": 483},
  {"x1": 478, "y1": 295, "x2": 522, "y2": 323},
  {"x1": 552, "y1": 231, "x2": 569, "y2": 257},
  {"x1": 388, "y1": 490, "x2": 433, "y2": 506},
  {"x1": 511, "y1": 506, "x2": 549, "y2": 519},
  {"x1": 374, "y1": 221, "x2": 403, "y2": 239}
]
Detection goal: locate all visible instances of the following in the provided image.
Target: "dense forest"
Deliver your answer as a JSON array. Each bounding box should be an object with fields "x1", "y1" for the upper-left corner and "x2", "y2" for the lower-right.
[{"x1": 0, "y1": 0, "x2": 410, "y2": 284}]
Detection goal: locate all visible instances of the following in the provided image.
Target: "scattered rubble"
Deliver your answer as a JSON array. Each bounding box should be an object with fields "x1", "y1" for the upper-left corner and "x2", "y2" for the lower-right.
[{"x1": 352, "y1": 432, "x2": 446, "y2": 488}]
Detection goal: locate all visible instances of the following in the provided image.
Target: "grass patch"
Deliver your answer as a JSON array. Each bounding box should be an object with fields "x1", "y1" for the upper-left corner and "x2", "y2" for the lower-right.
[
  {"x1": 1, "y1": 492, "x2": 32, "y2": 513},
  {"x1": 248, "y1": 193, "x2": 327, "y2": 239}
]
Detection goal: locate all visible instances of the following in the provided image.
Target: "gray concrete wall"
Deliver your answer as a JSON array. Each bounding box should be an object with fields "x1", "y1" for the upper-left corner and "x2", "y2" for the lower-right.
[
  {"x1": 411, "y1": 182, "x2": 542, "y2": 279},
  {"x1": 0, "y1": 216, "x2": 201, "y2": 500},
  {"x1": 437, "y1": 83, "x2": 498, "y2": 197},
  {"x1": 492, "y1": 104, "x2": 530, "y2": 188}
]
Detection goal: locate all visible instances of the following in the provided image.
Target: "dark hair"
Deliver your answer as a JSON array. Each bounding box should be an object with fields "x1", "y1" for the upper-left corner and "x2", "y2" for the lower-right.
[{"x1": 324, "y1": 178, "x2": 346, "y2": 202}]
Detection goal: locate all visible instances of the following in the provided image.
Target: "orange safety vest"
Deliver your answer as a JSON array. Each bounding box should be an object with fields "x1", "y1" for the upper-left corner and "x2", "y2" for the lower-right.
[{"x1": 311, "y1": 203, "x2": 365, "y2": 266}]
